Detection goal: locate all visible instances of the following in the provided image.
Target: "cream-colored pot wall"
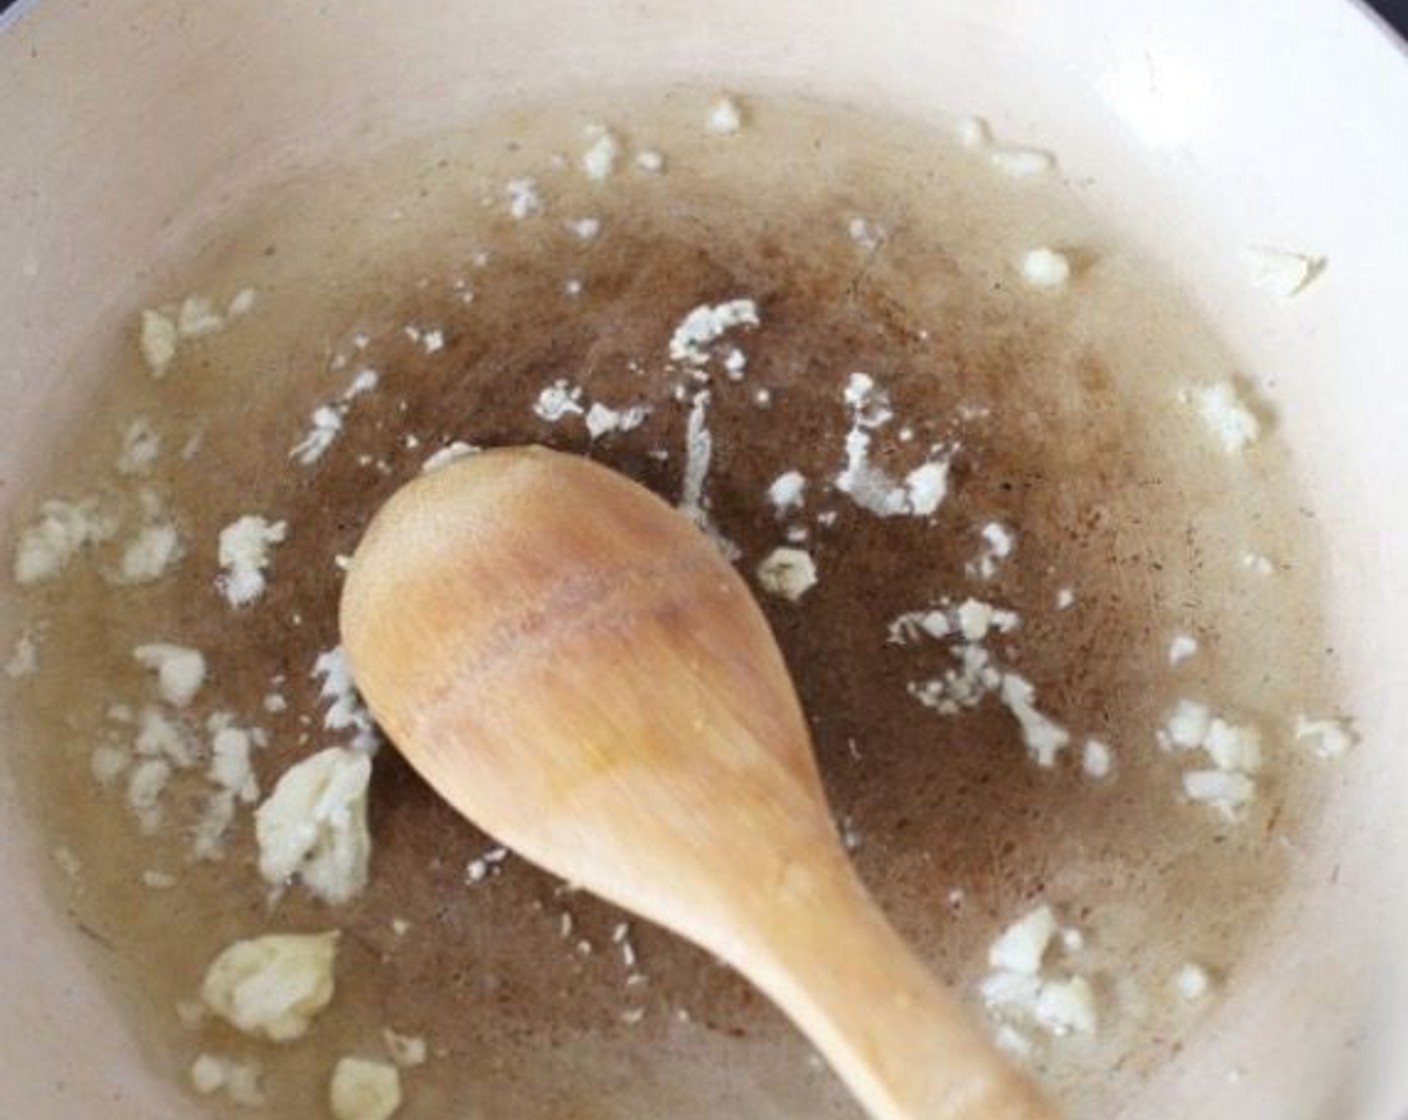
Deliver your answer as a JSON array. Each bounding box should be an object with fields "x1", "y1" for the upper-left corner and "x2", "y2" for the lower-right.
[{"x1": 2, "y1": 2, "x2": 1405, "y2": 1117}]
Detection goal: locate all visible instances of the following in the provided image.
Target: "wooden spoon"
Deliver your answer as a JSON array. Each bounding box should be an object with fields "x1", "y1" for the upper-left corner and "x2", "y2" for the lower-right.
[{"x1": 340, "y1": 446, "x2": 1056, "y2": 1120}]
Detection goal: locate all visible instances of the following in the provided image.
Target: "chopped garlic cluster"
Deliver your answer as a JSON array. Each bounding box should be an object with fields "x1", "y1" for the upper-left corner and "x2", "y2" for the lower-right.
[
  {"x1": 980, "y1": 904, "x2": 1098, "y2": 1054},
  {"x1": 1160, "y1": 700, "x2": 1263, "y2": 818}
]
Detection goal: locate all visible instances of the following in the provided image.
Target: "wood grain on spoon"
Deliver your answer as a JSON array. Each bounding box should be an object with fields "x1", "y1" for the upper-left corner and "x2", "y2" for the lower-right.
[{"x1": 340, "y1": 446, "x2": 1057, "y2": 1120}]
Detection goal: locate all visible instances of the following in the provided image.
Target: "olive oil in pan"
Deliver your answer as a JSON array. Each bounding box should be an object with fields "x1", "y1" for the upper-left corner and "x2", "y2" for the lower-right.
[{"x1": 3, "y1": 91, "x2": 1334, "y2": 1119}]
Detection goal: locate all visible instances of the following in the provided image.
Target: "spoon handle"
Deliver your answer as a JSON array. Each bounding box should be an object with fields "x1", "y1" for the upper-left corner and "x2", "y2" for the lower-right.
[{"x1": 736, "y1": 852, "x2": 1058, "y2": 1120}]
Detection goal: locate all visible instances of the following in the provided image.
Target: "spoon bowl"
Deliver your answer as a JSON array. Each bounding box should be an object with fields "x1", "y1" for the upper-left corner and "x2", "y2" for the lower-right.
[{"x1": 341, "y1": 445, "x2": 1054, "y2": 1120}]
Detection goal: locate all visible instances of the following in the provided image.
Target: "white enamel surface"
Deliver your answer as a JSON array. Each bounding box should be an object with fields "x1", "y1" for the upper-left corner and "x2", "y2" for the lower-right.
[{"x1": 2, "y1": 1, "x2": 1406, "y2": 1117}]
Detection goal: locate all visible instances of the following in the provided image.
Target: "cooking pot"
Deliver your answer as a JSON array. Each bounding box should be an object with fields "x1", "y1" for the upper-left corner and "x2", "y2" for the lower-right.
[{"x1": 2, "y1": 1, "x2": 1406, "y2": 1117}]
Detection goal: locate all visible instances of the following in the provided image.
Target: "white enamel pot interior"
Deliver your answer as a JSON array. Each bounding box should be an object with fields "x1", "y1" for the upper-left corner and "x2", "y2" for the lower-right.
[{"x1": 1, "y1": 1, "x2": 1406, "y2": 1118}]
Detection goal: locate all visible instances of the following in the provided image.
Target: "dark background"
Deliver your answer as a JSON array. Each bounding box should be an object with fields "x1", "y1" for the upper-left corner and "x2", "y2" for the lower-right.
[
  {"x1": 1372, "y1": 0, "x2": 1408, "y2": 36},
  {"x1": 1, "y1": 0, "x2": 1406, "y2": 36}
]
